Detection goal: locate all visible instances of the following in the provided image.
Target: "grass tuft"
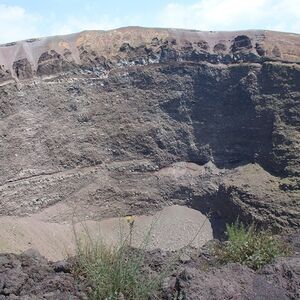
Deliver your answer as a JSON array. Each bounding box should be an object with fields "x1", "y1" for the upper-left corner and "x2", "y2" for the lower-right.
[
  {"x1": 73, "y1": 221, "x2": 163, "y2": 300},
  {"x1": 73, "y1": 212, "x2": 209, "y2": 299},
  {"x1": 215, "y1": 220, "x2": 288, "y2": 270}
]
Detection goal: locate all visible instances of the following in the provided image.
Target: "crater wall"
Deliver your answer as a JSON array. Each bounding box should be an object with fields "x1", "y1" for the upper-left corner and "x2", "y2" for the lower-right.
[{"x1": 0, "y1": 27, "x2": 299, "y2": 230}]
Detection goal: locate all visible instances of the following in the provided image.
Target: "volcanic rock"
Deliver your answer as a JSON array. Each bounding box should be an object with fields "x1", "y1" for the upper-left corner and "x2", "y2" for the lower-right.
[{"x1": 0, "y1": 27, "x2": 299, "y2": 233}]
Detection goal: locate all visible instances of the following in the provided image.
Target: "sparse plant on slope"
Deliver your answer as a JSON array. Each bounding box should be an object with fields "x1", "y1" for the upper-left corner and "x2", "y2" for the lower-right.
[
  {"x1": 73, "y1": 211, "x2": 210, "y2": 299},
  {"x1": 73, "y1": 217, "x2": 164, "y2": 300},
  {"x1": 215, "y1": 220, "x2": 288, "y2": 270}
]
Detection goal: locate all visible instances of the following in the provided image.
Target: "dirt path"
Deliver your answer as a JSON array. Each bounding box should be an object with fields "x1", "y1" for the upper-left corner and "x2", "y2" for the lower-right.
[{"x1": 0, "y1": 204, "x2": 212, "y2": 261}]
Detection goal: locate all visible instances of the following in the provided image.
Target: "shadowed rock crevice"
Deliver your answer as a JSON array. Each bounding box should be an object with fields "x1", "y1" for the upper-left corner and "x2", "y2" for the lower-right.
[{"x1": 156, "y1": 62, "x2": 298, "y2": 176}]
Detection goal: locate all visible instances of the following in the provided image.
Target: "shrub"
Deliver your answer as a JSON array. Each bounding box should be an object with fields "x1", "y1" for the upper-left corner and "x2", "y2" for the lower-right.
[{"x1": 216, "y1": 220, "x2": 288, "y2": 270}]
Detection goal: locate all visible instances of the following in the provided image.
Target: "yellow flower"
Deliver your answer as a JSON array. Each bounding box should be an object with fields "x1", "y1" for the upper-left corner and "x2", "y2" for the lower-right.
[{"x1": 125, "y1": 215, "x2": 135, "y2": 225}]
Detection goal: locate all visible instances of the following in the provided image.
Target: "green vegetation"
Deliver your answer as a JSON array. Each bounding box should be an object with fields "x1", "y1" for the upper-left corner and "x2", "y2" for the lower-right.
[
  {"x1": 216, "y1": 220, "x2": 288, "y2": 270},
  {"x1": 74, "y1": 218, "x2": 163, "y2": 300}
]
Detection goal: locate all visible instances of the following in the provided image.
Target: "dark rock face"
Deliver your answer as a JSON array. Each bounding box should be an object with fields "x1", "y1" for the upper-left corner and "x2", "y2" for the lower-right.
[
  {"x1": 0, "y1": 60, "x2": 299, "y2": 230},
  {"x1": 13, "y1": 59, "x2": 33, "y2": 79},
  {"x1": 78, "y1": 46, "x2": 110, "y2": 70},
  {"x1": 0, "y1": 27, "x2": 299, "y2": 232},
  {"x1": 37, "y1": 50, "x2": 73, "y2": 76},
  {"x1": 166, "y1": 255, "x2": 300, "y2": 300},
  {"x1": 0, "y1": 66, "x2": 11, "y2": 81},
  {"x1": 231, "y1": 35, "x2": 253, "y2": 52},
  {"x1": 0, "y1": 250, "x2": 87, "y2": 299}
]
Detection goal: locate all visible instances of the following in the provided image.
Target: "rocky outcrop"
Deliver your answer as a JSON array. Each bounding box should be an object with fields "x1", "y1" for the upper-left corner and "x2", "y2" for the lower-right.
[
  {"x1": 166, "y1": 253, "x2": 300, "y2": 300},
  {"x1": 0, "y1": 27, "x2": 299, "y2": 83},
  {"x1": 161, "y1": 232, "x2": 300, "y2": 300},
  {"x1": 212, "y1": 165, "x2": 300, "y2": 230},
  {"x1": 1, "y1": 232, "x2": 299, "y2": 300},
  {"x1": 0, "y1": 250, "x2": 86, "y2": 299},
  {"x1": 231, "y1": 35, "x2": 253, "y2": 52},
  {"x1": 0, "y1": 65, "x2": 11, "y2": 82},
  {"x1": 36, "y1": 50, "x2": 74, "y2": 76},
  {"x1": 12, "y1": 59, "x2": 33, "y2": 79}
]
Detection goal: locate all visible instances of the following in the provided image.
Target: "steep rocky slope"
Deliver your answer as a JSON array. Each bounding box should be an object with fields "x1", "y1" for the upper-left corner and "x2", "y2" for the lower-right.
[{"x1": 0, "y1": 27, "x2": 299, "y2": 232}]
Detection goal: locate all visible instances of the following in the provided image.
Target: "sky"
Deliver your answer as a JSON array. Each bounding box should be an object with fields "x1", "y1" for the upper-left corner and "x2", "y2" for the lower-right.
[{"x1": 0, "y1": 0, "x2": 299, "y2": 43}]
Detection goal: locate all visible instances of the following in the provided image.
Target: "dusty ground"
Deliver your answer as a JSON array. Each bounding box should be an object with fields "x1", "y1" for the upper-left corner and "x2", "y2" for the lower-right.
[{"x1": 0, "y1": 204, "x2": 212, "y2": 261}]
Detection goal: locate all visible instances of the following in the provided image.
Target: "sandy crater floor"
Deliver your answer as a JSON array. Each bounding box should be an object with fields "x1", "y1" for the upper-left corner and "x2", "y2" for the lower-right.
[{"x1": 0, "y1": 204, "x2": 212, "y2": 260}]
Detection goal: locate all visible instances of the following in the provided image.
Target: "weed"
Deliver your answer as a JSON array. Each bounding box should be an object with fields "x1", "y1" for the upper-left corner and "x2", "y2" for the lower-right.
[
  {"x1": 215, "y1": 220, "x2": 288, "y2": 270},
  {"x1": 73, "y1": 212, "x2": 209, "y2": 299},
  {"x1": 74, "y1": 217, "x2": 164, "y2": 300}
]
